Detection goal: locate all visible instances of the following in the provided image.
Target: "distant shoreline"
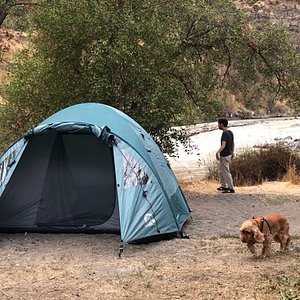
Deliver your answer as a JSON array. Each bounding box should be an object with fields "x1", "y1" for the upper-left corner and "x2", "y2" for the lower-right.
[
  {"x1": 184, "y1": 116, "x2": 299, "y2": 137},
  {"x1": 170, "y1": 116, "x2": 300, "y2": 180}
]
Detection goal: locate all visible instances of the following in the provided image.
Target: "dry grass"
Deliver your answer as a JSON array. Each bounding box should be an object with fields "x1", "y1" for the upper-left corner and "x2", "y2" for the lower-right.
[
  {"x1": 206, "y1": 144, "x2": 300, "y2": 186},
  {"x1": 283, "y1": 164, "x2": 300, "y2": 185}
]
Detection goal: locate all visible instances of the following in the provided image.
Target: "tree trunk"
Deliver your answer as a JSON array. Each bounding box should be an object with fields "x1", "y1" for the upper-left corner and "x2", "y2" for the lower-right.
[{"x1": 0, "y1": 10, "x2": 8, "y2": 27}]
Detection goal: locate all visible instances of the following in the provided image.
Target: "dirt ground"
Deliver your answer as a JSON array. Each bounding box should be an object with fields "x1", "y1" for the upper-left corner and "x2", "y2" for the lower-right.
[{"x1": 0, "y1": 181, "x2": 299, "y2": 300}]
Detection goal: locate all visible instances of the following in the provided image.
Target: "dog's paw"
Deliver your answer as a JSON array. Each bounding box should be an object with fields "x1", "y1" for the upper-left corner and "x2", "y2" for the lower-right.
[{"x1": 258, "y1": 253, "x2": 270, "y2": 259}]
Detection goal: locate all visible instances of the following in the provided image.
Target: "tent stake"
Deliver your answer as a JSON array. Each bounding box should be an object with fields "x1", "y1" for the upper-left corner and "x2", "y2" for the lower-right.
[{"x1": 118, "y1": 243, "x2": 124, "y2": 258}]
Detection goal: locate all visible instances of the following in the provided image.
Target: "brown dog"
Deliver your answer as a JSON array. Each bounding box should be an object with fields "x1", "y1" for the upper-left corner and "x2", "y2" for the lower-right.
[{"x1": 240, "y1": 213, "x2": 290, "y2": 257}]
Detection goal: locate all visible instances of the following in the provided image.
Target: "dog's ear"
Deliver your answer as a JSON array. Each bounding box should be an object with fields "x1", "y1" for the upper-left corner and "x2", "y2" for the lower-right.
[
  {"x1": 252, "y1": 216, "x2": 263, "y2": 227},
  {"x1": 253, "y1": 227, "x2": 265, "y2": 243}
]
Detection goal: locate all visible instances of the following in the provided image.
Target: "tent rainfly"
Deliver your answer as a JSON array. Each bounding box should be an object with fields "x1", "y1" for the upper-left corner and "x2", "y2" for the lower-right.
[{"x1": 0, "y1": 103, "x2": 190, "y2": 243}]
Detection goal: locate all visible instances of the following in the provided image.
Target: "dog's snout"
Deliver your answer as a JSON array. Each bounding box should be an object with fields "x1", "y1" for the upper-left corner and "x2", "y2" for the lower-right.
[{"x1": 241, "y1": 237, "x2": 247, "y2": 243}]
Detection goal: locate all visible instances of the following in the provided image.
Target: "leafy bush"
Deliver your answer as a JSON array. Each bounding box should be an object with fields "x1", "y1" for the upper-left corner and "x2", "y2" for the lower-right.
[{"x1": 206, "y1": 144, "x2": 300, "y2": 186}]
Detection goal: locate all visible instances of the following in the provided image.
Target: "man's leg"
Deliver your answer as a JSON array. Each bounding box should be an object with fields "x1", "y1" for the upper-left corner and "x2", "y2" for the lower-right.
[
  {"x1": 220, "y1": 155, "x2": 234, "y2": 190},
  {"x1": 218, "y1": 161, "x2": 227, "y2": 188}
]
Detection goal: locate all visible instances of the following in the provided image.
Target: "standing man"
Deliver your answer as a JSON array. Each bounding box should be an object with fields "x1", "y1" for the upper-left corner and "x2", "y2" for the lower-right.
[{"x1": 216, "y1": 118, "x2": 235, "y2": 193}]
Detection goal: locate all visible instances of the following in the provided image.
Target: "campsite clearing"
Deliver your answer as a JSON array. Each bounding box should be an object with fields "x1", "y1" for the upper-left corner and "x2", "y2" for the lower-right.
[{"x1": 0, "y1": 180, "x2": 299, "y2": 299}]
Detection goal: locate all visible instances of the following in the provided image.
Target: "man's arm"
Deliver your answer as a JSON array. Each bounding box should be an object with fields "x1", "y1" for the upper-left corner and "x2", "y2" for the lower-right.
[{"x1": 216, "y1": 141, "x2": 226, "y2": 160}]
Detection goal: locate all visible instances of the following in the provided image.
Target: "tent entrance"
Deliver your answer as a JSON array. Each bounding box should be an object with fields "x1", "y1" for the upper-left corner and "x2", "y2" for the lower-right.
[{"x1": 0, "y1": 131, "x2": 119, "y2": 232}]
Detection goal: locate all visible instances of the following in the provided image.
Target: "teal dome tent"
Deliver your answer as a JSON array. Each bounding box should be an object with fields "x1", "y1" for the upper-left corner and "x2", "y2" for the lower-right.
[{"x1": 0, "y1": 103, "x2": 190, "y2": 243}]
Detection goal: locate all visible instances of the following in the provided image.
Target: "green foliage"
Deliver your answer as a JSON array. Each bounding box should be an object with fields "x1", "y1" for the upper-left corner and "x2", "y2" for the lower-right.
[
  {"x1": 0, "y1": 0, "x2": 36, "y2": 30},
  {"x1": 257, "y1": 274, "x2": 300, "y2": 300},
  {"x1": 206, "y1": 144, "x2": 300, "y2": 186},
  {"x1": 1, "y1": 0, "x2": 300, "y2": 154}
]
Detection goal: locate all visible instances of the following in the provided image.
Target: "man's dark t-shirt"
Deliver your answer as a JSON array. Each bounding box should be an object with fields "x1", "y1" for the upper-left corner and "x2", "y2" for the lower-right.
[{"x1": 220, "y1": 130, "x2": 234, "y2": 157}]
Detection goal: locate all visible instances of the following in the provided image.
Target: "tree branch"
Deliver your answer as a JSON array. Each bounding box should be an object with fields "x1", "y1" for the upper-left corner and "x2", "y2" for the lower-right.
[
  {"x1": 171, "y1": 72, "x2": 197, "y2": 105},
  {"x1": 246, "y1": 40, "x2": 284, "y2": 100},
  {"x1": 221, "y1": 39, "x2": 232, "y2": 84},
  {"x1": 257, "y1": 49, "x2": 283, "y2": 92},
  {"x1": 10, "y1": 2, "x2": 41, "y2": 7}
]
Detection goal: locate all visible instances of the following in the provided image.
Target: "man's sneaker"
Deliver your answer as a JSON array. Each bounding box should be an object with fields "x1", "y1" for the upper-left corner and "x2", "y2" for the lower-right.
[
  {"x1": 222, "y1": 188, "x2": 235, "y2": 194},
  {"x1": 217, "y1": 186, "x2": 228, "y2": 191}
]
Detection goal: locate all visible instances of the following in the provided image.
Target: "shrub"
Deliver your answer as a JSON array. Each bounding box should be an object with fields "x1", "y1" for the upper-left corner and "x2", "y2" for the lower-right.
[{"x1": 205, "y1": 144, "x2": 300, "y2": 186}]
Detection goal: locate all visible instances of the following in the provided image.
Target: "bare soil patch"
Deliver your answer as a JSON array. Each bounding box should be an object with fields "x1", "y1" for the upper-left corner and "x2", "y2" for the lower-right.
[{"x1": 0, "y1": 181, "x2": 299, "y2": 299}]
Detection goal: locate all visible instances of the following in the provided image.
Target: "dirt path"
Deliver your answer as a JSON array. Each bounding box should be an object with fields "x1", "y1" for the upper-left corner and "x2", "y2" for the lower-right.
[
  {"x1": 182, "y1": 180, "x2": 300, "y2": 237},
  {"x1": 0, "y1": 181, "x2": 299, "y2": 299}
]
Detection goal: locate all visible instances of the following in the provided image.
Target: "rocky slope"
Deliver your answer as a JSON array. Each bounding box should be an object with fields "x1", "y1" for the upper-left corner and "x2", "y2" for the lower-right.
[
  {"x1": 0, "y1": 28, "x2": 27, "y2": 102},
  {"x1": 236, "y1": 0, "x2": 300, "y2": 50}
]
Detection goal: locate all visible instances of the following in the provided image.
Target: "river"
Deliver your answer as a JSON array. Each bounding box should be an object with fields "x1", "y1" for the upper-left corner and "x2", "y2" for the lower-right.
[{"x1": 169, "y1": 117, "x2": 300, "y2": 180}]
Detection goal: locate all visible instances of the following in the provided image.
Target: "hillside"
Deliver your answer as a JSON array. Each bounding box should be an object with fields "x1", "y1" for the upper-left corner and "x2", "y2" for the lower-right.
[
  {"x1": 236, "y1": 0, "x2": 300, "y2": 50},
  {"x1": 0, "y1": 28, "x2": 27, "y2": 102}
]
